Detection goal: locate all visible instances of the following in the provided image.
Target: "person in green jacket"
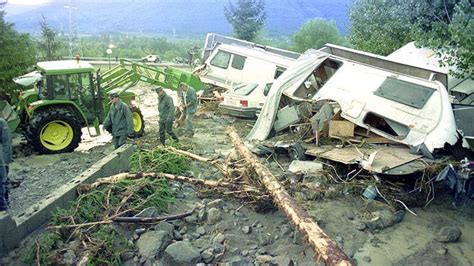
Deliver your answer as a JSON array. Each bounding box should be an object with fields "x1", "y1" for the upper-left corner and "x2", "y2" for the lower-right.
[
  {"x1": 103, "y1": 92, "x2": 134, "y2": 149},
  {"x1": 179, "y1": 82, "x2": 198, "y2": 137},
  {"x1": 0, "y1": 118, "x2": 12, "y2": 212},
  {"x1": 156, "y1": 86, "x2": 179, "y2": 145}
]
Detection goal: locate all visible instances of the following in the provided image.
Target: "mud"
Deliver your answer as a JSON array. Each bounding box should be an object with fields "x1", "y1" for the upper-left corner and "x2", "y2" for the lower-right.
[{"x1": 3, "y1": 84, "x2": 474, "y2": 265}]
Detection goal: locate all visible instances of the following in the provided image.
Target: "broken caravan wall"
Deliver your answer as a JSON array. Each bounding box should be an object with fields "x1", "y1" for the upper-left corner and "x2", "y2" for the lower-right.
[
  {"x1": 247, "y1": 46, "x2": 458, "y2": 155},
  {"x1": 196, "y1": 33, "x2": 300, "y2": 90},
  {"x1": 246, "y1": 50, "x2": 328, "y2": 141}
]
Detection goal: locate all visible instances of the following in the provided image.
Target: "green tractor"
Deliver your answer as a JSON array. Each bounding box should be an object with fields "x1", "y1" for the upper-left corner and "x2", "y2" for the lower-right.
[{"x1": 6, "y1": 59, "x2": 204, "y2": 154}]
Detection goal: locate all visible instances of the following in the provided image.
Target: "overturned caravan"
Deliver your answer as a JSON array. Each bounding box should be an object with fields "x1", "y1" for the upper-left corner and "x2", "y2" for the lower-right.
[{"x1": 247, "y1": 45, "x2": 458, "y2": 156}]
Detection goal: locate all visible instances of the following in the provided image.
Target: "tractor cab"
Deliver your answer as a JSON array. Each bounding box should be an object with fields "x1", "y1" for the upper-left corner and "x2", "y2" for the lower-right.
[{"x1": 35, "y1": 61, "x2": 104, "y2": 123}]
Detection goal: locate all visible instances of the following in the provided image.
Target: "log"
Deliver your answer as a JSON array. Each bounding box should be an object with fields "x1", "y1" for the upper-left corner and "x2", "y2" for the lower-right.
[
  {"x1": 113, "y1": 208, "x2": 195, "y2": 223},
  {"x1": 83, "y1": 172, "x2": 233, "y2": 191},
  {"x1": 226, "y1": 126, "x2": 353, "y2": 266},
  {"x1": 166, "y1": 146, "x2": 212, "y2": 162}
]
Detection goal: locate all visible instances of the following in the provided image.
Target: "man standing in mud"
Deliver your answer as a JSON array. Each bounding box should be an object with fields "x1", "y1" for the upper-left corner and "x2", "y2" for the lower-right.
[
  {"x1": 0, "y1": 118, "x2": 12, "y2": 212},
  {"x1": 156, "y1": 86, "x2": 179, "y2": 145},
  {"x1": 103, "y1": 91, "x2": 134, "y2": 149},
  {"x1": 179, "y1": 82, "x2": 198, "y2": 137}
]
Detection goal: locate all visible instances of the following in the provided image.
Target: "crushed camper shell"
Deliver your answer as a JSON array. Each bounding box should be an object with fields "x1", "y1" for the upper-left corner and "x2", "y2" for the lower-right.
[{"x1": 247, "y1": 47, "x2": 459, "y2": 156}]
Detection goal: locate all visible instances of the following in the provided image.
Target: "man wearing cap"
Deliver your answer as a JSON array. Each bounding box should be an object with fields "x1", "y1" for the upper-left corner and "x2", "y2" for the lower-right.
[
  {"x1": 156, "y1": 86, "x2": 179, "y2": 145},
  {"x1": 179, "y1": 82, "x2": 198, "y2": 137},
  {"x1": 103, "y1": 92, "x2": 134, "y2": 149}
]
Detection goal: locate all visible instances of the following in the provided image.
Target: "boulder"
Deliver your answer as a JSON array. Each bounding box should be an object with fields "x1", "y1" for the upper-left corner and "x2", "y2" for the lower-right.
[
  {"x1": 207, "y1": 207, "x2": 222, "y2": 224},
  {"x1": 154, "y1": 222, "x2": 175, "y2": 236},
  {"x1": 136, "y1": 230, "x2": 172, "y2": 258},
  {"x1": 163, "y1": 241, "x2": 201, "y2": 265},
  {"x1": 436, "y1": 226, "x2": 462, "y2": 243}
]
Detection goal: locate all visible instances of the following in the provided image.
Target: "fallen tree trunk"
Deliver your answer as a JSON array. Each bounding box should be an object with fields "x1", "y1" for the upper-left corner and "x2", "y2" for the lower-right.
[{"x1": 226, "y1": 126, "x2": 353, "y2": 266}]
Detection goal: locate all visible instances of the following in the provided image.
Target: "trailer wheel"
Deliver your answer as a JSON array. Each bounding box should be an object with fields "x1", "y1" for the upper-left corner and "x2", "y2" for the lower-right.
[
  {"x1": 131, "y1": 106, "x2": 145, "y2": 137},
  {"x1": 26, "y1": 108, "x2": 82, "y2": 154}
]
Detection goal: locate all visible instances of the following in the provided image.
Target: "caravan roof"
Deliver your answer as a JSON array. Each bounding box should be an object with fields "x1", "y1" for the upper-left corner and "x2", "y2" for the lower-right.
[{"x1": 214, "y1": 44, "x2": 297, "y2": 68}]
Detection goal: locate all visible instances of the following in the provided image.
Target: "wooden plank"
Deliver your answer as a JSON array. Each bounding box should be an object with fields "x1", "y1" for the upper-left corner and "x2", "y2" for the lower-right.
[{"x1": 329, "y1": 120, "x2": 354, "y2": 138}]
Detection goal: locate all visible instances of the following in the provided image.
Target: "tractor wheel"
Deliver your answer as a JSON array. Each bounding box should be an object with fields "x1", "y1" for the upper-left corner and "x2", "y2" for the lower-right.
[
  {"x1": 26, "y1": 108, "x2": 82, "y2": 154},
  {"x1": 131, "y1": 106, "x2": 145, "y2": 137}
]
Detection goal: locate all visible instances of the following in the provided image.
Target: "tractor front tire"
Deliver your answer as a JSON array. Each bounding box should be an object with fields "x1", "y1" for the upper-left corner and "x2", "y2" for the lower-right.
[
  {"x1": 131, "y1": 106, "x2": 145, "y2": 137},
  {"x1": 26, "y1": 108, "x2": 83, "y2": 154}
]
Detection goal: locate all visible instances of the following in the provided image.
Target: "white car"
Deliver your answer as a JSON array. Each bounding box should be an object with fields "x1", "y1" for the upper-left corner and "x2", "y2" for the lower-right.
[
  {"x1": 219, "y1": 82, "x2": 273, "y2": 118},
  {"x1": 141, "y1": 54, "x2": 160, "y2": 63}
]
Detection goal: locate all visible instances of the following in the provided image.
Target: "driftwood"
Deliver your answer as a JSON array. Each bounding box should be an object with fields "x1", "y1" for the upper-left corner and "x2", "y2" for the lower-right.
[
  {"x1": 165, "y1": 146, "x2": 213, "y2": 162},
  {"x1": 226, "y1": 126, "x2": 353, "y2": 266},
  {"x1": 113, "y1": 208, "x2": 196, "y2": 223},
  {"x1": 83, "y1": 172, "x2": 232, "y2": 191}
]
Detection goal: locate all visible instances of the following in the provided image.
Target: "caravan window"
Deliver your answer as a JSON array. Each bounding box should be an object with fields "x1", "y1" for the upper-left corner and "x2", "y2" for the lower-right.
[
  {"x1": 231, "y1": 55, "x2": 246, "y2": 70},
  {"x1": 274, "y1": 67, "x2": 286, "y2": 79},
  {"x1": 210, "y1": 50, "x2": 231, "y2": 69}
]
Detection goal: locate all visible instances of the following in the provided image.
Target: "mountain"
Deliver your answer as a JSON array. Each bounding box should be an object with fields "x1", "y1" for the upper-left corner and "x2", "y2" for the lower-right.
[{"x1": 4, "y1": 0, "x2": 352, "y2": 37}]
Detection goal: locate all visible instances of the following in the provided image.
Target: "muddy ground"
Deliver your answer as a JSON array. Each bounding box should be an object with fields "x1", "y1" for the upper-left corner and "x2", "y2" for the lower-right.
[{"x1": 3, "y1": 84, "x2": 474, "y2": 265}]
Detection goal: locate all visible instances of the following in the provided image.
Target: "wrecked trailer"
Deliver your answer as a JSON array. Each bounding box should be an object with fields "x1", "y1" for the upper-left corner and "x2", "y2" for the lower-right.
[{"x1": 247, "y1": 46, "x2": 459, "y2": 158}]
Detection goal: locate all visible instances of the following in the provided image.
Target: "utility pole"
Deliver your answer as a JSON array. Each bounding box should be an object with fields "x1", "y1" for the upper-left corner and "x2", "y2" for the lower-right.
[{"x1": 64, "y1": 0, "x2": 78, "y2": 58}]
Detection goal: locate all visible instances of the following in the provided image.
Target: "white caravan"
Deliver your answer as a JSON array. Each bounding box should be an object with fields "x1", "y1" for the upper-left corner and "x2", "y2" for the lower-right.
[{"x1": 194, "y1": 33, "x2": 299, "y2": 90}]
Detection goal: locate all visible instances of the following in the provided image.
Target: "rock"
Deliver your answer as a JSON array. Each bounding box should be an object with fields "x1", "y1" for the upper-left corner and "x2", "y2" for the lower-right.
[
  {"x1": 249, "y1": 244, "x2": 258, "y2": 250},
  {"x1": 120, "y1": 251, "x2": 134, "y2": 261},
  {"x1": 272, "y1": 256, "x2": 294, "y2": 266},
  {"x1": 213, "y1": 233, "x2": 225, "y2": 244},
  {"x1": 242, "y1": 226, "x2": 252, "y2": 234},
  {"x1": 163, "y1": 241, "x2": 201, "y2": 265},
  {"x1": 135, "y1": 228, "x2": 147, "y2": 235},
  {"x1": 251, "y1": 221, "x2": 260, "y2": 227},
  {"x1": 179, "y1": 226, "x2": 188, "y2": 234},
  {"x1": 356, "y1": 222, "x2": 366, "y2": 231},
  {"x1": 62, "y1": 250, "x2": 75, "y2": 265},
  {"x1": 201, "y1": 248, "x2": 215, "y2": 263},
  {"x1": 194, "y1": 238, "x2": 211, "y2": 250},
  {"x1": 255, "y1": 255, "x2": 273, "y2": 264},
  {"x1": 135, "y1": 207, "x2": 160, "y2": 217},
  {"x1": 258, "y1": 233, "x2": 272, "y2": 246},
  {"x1": 207, "y1": 199, "x2": 224, "y2": 209},
  {"x1": 154, "y1": 222, "x2": 175, "y2": 235},
  {"x1": 136, "y1": 230, "x2": 172, "y2": 258},
  {"x1": 436, "y1": 247, "x2": 448, "y2": 255},
  {"x1": 225, "y1": 258, "x2": 254, "y2": 266},
  {"x1": 435, "y1": 226, "x2": 462, "y2": 243},
  {"x1": 362, "y1": 256, "x2": 372, "y2": 263},
  {"x1": 391, "y1": 210, "x2": 405, "y2": 224},
  {"x1": 207, "y1": 207, "x2": 222, "y2": 224},
  {"x1": 257, "y1": 248, "x2": 267, "y2": 254},
  {"x1": 197, "y1": 226, "x2": 206, "y2": 236},
  {"x1": 198, "y1": 208, "x2": 207, "y2": 221},
  {"x1": 173, "y1": 230, "x2": 184, "y2": 241},
  {"x1": 212, "y1": 242, "x2": 225, "y2": 253},
  {"x1": 241, "y1": 250, "x2": 249, "y2": 256},
  {"x1": 185, "y1": 213, "x2": 198, "y2": 224}
]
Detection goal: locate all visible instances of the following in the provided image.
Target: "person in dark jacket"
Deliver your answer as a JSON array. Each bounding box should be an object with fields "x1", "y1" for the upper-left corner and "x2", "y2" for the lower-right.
[
  {"x1": 179, "y1": 82, "x2": 198, "y2": 137},
  {"x1": 103, "y1": 91, "x2": 134, "y2": 149},
  {"x1": 0, "y1": 118, "x2": 12, "y2": 211},
  {"x1": 156, "y1": 86, "x2": 178, "y2": 145}
]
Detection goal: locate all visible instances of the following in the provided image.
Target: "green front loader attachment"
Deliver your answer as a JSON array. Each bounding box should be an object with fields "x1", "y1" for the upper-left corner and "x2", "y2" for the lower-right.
[{"x1": 100, "y1": 59, "x2": 205, "y2": 94}]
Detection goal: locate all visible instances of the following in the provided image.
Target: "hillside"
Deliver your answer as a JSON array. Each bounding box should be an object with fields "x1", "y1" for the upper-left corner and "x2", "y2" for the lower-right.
[{"x1": 5, "y1": 0, "x2": 352, "y2": 37}]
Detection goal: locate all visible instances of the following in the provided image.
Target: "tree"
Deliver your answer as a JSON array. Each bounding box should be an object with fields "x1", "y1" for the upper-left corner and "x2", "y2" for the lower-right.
[
  {"x1": 0, "y1": 8, "x2": 36, "y2": 101},
  {"x1": 349, "y1": 0, "x2": 473, "y2": 77},
  {"x1": 349, "y1": 0, "x2": 413, "y2": 56},
  {"x1": 291, "y1": 19, "x2": 346, "y2": 53},
  {"x1": 224, "y1": 0, "x2": 266, "y2": 41},
  {"x1": 412, "y1": 0, "x2": 473, "y2": 78},
  {"x1": 38, "y1": 15, "x2": 61, "y2": 60}
]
